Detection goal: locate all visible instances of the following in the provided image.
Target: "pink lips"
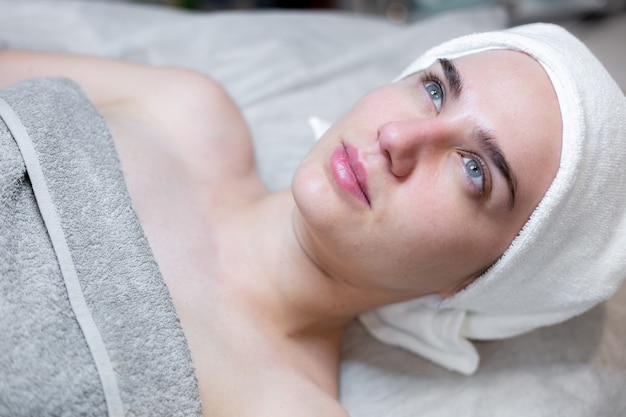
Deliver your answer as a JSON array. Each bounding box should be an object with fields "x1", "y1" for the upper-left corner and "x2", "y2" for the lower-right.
[{"x1": 330, "y1": 144, "x2": 370, "y2": 207}]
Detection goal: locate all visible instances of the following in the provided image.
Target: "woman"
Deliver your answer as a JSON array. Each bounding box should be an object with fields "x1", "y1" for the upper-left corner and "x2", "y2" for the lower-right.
[{"x1": 0, "y1": 23, "x2": 624, "y2": 416}]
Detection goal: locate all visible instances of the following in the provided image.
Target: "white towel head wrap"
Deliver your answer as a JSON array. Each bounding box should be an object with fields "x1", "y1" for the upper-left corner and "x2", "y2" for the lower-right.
[{"x1": 359, "y1": 23, "x2": 626, "y2": 375}]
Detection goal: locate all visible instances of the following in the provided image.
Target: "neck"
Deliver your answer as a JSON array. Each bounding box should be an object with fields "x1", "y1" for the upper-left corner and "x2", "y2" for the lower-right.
[
  {"x1": 227, "y1": 189, "x2": 398, "y2": 339},
  {"x1": 212, "y1": 187, "x2": 410, "y2": 397}
]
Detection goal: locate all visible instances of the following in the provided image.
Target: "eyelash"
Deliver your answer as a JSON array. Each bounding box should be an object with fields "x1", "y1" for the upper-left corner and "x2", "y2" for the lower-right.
[
  {"x1": 419, "y1": 70, "x2": 490, "y2": 198},
  {"x1": 419, "y1": 71, "x2": 445, "y2": 109},
  {"x1": 458, "y1": 150, "x2": 490, "y2": 197}
]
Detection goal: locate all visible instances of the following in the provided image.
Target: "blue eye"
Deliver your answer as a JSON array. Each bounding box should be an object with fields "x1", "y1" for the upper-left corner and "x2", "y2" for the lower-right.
[
  {"x1": 462, "y1": 156, "x2": 484, "y2": 193},
  {"x1": 425, "y1": 81, "x2": 444, "y2": 112}
]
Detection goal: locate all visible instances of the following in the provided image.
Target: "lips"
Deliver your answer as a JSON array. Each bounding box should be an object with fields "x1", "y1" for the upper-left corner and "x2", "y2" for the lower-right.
[{"x1": 330, "y1": 143, "x2": 370, "y2": 207}]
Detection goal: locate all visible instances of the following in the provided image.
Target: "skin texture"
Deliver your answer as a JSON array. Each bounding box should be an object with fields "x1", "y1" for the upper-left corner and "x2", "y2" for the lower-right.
[
  {"x1": 292, "y1": 50, "x2": 562, "y2": 300},
  {"x1": 0, "y1": 48, "x2": 561, "y2": 416}
]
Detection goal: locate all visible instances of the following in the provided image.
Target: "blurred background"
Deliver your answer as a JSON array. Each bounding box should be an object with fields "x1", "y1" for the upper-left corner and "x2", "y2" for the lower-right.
[
  {"x1": 109, "y1": 0, "x2": 624, "y2": 88},
  {"x1": 5, "y1": 0, "x2": 622, "y2": 88},
  {"x1": 91, "y1": 0, "x2": 626, "y2": 24}
]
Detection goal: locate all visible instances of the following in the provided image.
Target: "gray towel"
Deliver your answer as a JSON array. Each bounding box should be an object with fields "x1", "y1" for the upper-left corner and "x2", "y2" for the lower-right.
[{"x1": 0, "y1": 78, "x2": 202, "y2": 417}]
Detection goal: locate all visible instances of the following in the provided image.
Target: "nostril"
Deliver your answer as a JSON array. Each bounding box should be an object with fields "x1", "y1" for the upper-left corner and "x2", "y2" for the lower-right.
[
  {"x1": 377, "y1": 134, "x2": 393, "y2": 168},
  {"x1": 383, "y1": 149, "x2": 393, "y2": 168},
  {"x1": 378, "y1": 126, "x2": 403, "y2": 177},
  {"x1": 377, "y1": 121, "x2": 417, "y2": 178}
]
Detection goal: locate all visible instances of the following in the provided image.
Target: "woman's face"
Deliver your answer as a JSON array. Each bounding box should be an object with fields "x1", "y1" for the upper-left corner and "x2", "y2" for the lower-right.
[{"x1": 292, "y1": 50, "x2": 562, "y2": 301}]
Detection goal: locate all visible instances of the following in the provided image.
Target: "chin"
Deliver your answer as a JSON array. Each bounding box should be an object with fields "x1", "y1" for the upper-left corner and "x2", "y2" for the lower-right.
[{"x1": 292, "y1": 161, "x2": 335, "y2": 228}]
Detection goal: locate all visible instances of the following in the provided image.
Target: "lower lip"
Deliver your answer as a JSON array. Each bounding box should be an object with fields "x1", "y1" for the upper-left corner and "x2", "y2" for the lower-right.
[{"x1": 330, "y1": 144, "x2": 369, "y2": 206}]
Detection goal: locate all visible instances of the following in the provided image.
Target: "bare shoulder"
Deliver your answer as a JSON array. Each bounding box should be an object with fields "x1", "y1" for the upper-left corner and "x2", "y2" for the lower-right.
[
  {"x1": 275, "y1": 394, "x2": 350, "y2": 417},
  {"x1": 0, "y1": 50, "x2": 256, "y2": 182},
  {"x1": 228, "y1": 383, "x2": 350, "y2": 417},
  {"x1": 106, "y1": 66, "x2": 257, "y2": 181},
  {"x1": 259, "y1": 380, "x2": 349, "y2": 417},
  {"x1": 196, "y1": 335, "x2": 350, "y2": 417}
]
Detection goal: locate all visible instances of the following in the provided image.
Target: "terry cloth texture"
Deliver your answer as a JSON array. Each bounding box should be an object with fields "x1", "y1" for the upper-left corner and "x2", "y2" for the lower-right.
[
  {"x1": 0, "y1": 78, "x2": 202, "y2": 417},
  {"x1": 360, "y1": 23, "x2": 626, "y2": 375}
]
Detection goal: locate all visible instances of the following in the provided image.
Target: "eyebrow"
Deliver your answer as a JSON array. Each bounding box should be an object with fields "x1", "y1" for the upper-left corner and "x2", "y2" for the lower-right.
[
  {"x1": 438, "y1": 58, "x2": 517, "y2": 209},
  {"x1": 439, "y1": 58, "x2": 463, "y2": 100},
  {"x1": 473, "y1": 128, "x2": 517, "y2": 210}
]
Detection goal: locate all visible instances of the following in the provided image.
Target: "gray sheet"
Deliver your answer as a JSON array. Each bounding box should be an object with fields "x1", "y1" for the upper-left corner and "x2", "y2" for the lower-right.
[
  {"x1": 0, "y1": 1, "x2": 624, "y2": 416},
  {"x1": 0, "y1": 77, "x2": 201, "y2": 417}
]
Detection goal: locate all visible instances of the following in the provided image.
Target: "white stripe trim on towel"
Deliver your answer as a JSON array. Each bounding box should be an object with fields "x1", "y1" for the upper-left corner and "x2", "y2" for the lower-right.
[{"x1": 0, "y1": 97, "x2": 125, "y2": 417}]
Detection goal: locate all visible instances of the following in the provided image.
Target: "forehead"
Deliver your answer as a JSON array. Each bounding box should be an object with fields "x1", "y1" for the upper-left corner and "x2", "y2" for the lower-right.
[
  {"x1": 447, "y1": 50, "x2": 562, "y2": 216},
  {"x1": 453, "y1": 49, "x2": 551, "y2": 87},
  {"x1": 453, "y1": 50, "x2": 562, "y2": 214},
  {"x1": 449, "y1": 50, "x2": 562, "y2": 135}
]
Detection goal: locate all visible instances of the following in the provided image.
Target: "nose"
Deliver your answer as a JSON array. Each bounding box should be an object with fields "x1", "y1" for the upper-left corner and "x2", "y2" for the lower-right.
[{"x1": 378, "y1": 119, "x2": 453, "y2": 177}]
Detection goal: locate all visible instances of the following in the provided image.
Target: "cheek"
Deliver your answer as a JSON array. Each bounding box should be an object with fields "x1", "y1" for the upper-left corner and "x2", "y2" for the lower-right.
[{"x1": 381, "y1": 179, "x2": 509, "y2": 281}]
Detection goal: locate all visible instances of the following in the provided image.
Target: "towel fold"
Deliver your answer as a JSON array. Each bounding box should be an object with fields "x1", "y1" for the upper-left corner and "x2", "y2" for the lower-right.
[{"x1": 359, "y1": 23, "x2": 626, "y2": 375}]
